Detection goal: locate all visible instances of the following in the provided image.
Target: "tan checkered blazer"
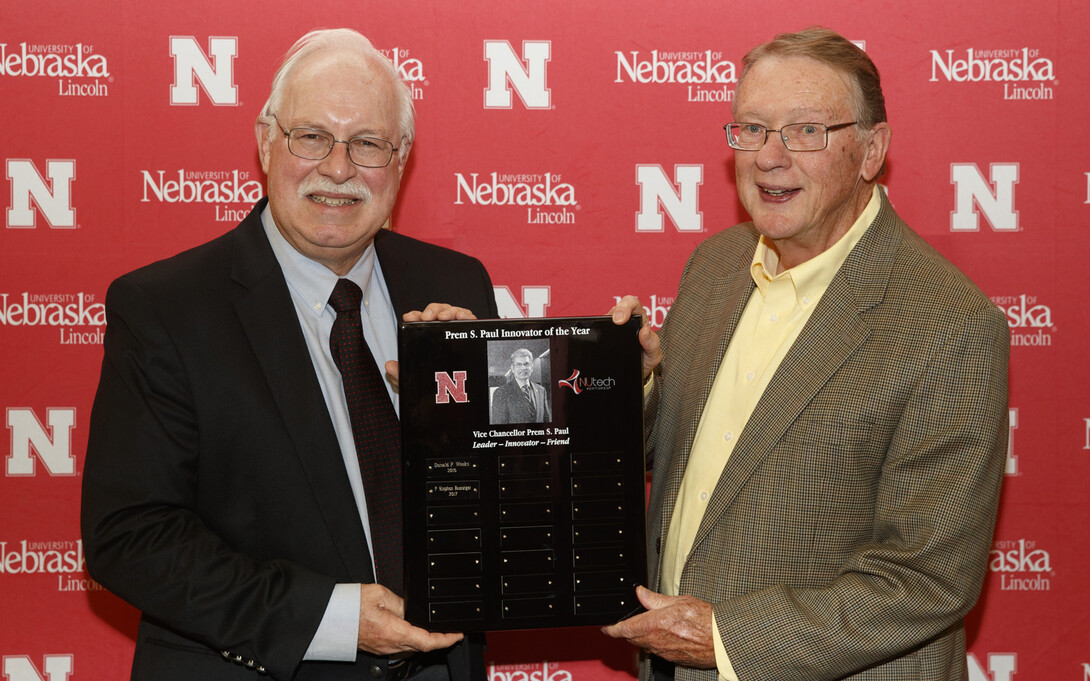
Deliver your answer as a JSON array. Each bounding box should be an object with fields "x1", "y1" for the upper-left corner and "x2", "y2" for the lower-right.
[{"x1": 644, "y1": 194, "x2": 1010, "y2": 681}]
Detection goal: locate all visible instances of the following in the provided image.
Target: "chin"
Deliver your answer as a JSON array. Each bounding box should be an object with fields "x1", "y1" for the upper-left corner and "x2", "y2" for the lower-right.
[{"x1": 751, "y1": 215, "x2": 798, "y2": 240}]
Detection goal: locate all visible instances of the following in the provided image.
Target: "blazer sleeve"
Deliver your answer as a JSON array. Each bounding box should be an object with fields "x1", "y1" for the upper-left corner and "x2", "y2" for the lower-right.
[
  {"x1": 713, "y1": 303, "x2": 1011, "y2": 680},
  {"x1": 81, "y1": 275, "x2": 332, "y2": 681},
  {"x1": 492, "y1": 384, "x2": 512, "y2": 424}
]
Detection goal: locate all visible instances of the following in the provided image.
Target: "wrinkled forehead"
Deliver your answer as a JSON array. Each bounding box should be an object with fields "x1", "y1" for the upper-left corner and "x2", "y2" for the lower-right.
[
  {"x1": 734, "y1": 56, "x2": 856, "y2": 120},
  {"x1": 281, "y1": 48, "x2": 394, "y2": 105}
]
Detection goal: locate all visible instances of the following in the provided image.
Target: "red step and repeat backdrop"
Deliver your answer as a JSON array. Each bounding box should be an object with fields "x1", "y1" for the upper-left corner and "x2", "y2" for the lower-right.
[{"x1": 3, "y1": 0, "x2": 1088, "y2": 679}]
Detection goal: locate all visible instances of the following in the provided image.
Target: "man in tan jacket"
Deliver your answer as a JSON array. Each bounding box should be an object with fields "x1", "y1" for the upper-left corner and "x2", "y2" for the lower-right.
[{"x1": 605, "y1": 28, "x2": 1009, "y2": 681}]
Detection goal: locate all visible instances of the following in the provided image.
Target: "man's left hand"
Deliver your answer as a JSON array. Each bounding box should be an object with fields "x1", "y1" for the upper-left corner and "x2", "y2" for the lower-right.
[
  {"x1": 386, "y1": 304, "x2": 478, "y2": 390},
  {"x1": 608, "y1": 296, "x2": 662, "y2": 381},
  {"x1": 601, "y1": 586, "x2": 717, "y2": 669},
  {"x1": 404, "y1": 303, "x2": 478, "y2": 322}
]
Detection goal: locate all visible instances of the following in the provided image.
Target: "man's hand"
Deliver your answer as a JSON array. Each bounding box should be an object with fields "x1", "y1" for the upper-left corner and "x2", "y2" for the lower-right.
[
  {"x1": 357, "y1": 583, "x2": 463, "y2": 656},
  {"x1": 385, "y1": 304, "x2": 478, "y2": 391},
  {"x1": 600, "y1": 586, "x2": 716, "y2": 669},
  {"x1": 403, "y1": 303, "x2": 478, "y2": 323},
  {"x1": 608, "y1": 296, "x2": 662, "y2": 381}
]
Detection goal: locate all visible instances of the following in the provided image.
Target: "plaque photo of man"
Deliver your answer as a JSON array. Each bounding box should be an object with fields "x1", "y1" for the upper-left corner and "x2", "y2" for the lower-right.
[{"x1": 489, "y1": 340, "x2": 552, "y2": 425}]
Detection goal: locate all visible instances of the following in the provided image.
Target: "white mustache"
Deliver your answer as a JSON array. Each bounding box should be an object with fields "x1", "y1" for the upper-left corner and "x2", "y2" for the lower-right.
[{"x1": 298, "y1": 177, "x2": 371, "y2": 203}]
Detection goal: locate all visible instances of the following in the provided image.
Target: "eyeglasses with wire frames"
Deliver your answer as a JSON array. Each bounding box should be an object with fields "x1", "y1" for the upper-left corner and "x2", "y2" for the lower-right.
[
  {"x1": 272, "y1": 114, "x2": 400, "y2": 168},
  {"x1": 724, "y1": 121, "x2": 857, "y2": 152}
]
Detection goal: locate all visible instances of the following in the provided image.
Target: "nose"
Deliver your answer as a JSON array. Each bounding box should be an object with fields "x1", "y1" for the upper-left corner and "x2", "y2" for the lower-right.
[
  {"x1": 754, "y1": 131, "x2": 792, "y2": 171},
  {"x1": 316, "y1": 140, "x2": 358, "y2": 183}
]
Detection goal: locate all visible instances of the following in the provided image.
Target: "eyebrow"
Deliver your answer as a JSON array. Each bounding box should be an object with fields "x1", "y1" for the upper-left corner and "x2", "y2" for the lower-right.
[
  {"x1": 735, "y1": 106, "x2": 839, "y2": 122},
  {"x1": 287, "y1": 120, "x2": 390, "y2": 138}
]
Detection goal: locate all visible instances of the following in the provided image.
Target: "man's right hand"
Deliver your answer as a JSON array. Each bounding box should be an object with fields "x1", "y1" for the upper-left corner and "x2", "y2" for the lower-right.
[
  {"x1": 357, "y1": 584, "x2": 463, "y2": 655},
  {"x1": 609, "y1": 296, "x2": 662, "y2": 381}
]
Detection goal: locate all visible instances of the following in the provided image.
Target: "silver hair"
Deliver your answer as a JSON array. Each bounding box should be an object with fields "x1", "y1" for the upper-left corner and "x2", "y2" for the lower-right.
[
  {"x1": 510, "y1": 348, "x2": 534, "y2": 364},
  {"x1": 257, "y1": 28, "x2": 415, "y2": 161},
  {"x1": 734, "y1": 27, "x2": 886, "y2": 132}
]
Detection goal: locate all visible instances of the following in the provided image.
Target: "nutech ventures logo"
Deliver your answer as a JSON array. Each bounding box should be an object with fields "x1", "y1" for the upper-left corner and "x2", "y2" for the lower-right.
[
  {"x1": 0, "y1": 41, "x2": 112, "y2": 97},
  {"x1": 379, "y1": 46, "x2": 428, "y2": 100},
  {"x1": 141, "y1": 168, "x2": 263, "y2": 222},
  {"x1": 615, "y1": 49, "x2": 736, "y2": 103},
  {"x1": 0, "y1": 539, "x2": 105, "y2": 592},
  {"x1": 0, "y1": 292, "x2": 105, "y2": 345},
  {"x1": 558, "y1": 369, "x2": 617, "y2": 395},
  {"x1": 454, "y1": 171, "x2": 577, "y2": 225},
  {"x1": 990, "y1": 538, "x2": 1052, "y2": 592},
  {"x1": 930, "y1": 47, "x2": 1056, "y2": 100},
  {"x1": 991, "y1": 294, "x2": 1054, "y2": 348}
]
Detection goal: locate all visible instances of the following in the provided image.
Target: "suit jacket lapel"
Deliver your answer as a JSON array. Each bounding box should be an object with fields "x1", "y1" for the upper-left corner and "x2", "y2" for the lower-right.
[
  {"x1": 658, "y1": 245, "x2": 757, "y2": 549},
  {"x1": 688, "y1": 195, "x2": 902, "y2": 552},
  {"x1": 534, "y1": 382, "x2": 548, "y2": 421},
  {"x1": 228, "y1": 202, "x2": 374, "y2": 580},
  {"x1": 373, "y1": 229, "x2": 411, "y2": 315}
]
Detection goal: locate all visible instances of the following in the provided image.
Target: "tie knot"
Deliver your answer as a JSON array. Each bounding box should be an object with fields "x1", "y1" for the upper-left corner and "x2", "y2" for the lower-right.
[{"x1": 328, "y1": 278, "x2": 363, "y2": 314}]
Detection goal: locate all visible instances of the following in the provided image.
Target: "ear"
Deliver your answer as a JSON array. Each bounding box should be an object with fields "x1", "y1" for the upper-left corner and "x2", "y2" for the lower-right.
[
  {"x1": 396, "y1": 138, "x2": 412, "y2": 180},
  {"x1": 256, "y1": 119, "x2": 273, "y2": 175},
  {"x1": 860, "y1": 122, "x2": 891, "y2": 183}
]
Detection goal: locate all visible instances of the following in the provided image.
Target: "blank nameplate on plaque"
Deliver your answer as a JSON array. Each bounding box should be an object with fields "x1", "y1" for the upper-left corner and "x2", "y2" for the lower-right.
[
  {"x1": 572, "y1": 523, "x2": 625, "y2": 545},
  {"x1": 427, "y1": 505, "x2": 480, "y2": 527},
  {"x1": 572, "y1": 499, "x2": 625, "y2": 520},
  {"x1": 429, "y1": 577, "x2": 483, "y2": 598},
  {"x1": 428, "y1": 553, "x2": 482, "y2": 576},
  {"x1": 500, "y1": 525, "x2": 555, "y2": 550}
]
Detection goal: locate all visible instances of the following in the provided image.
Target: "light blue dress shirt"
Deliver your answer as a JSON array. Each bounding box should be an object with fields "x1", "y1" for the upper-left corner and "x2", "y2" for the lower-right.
[{"x1": 261, "y1": 206, "x2": 400, "y2": 660}]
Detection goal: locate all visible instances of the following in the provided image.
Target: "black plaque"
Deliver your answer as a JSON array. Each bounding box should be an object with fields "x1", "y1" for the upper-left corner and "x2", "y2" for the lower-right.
[{"x1": 399, "y1": 316, "x2": 646, "y2": 631}]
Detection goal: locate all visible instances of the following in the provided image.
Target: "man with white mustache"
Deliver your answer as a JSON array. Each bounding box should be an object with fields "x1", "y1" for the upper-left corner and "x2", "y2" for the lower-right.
[{"x1": 82, "y1": 28, "x2": 497, "y2": 681}]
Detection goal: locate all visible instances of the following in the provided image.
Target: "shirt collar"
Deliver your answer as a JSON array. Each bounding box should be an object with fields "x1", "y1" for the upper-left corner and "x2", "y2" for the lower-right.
[
  {"x1": 260, "y1": 204, "x2": 377, "y2": 317},
  {"x1": 750, "y1": 185, "x2": 882, "y2": 303}
]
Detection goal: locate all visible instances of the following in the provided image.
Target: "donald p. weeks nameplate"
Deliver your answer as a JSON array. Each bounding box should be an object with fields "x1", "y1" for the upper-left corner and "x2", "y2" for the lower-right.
[{"x1": 398, "y1": 315, "x2": 647, "y2": 632}]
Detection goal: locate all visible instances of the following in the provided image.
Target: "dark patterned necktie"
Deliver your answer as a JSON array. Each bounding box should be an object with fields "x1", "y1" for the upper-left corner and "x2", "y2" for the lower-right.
[{"x1": 327, "y1": 278, "x2": 403, "y2": 596}]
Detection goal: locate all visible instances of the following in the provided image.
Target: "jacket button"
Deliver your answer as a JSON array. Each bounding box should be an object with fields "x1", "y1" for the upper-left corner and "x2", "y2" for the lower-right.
[{"x1": 369, "y1": 664, "x2": 384, "y2": 679}]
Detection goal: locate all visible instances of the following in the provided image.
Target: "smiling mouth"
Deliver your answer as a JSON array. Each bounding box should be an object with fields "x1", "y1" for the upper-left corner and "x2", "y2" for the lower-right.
[
  {"x1": 760, "y1": 186, "x2": 800, "y2": 199},
  {"x1": 308, "y1": 195, "x2": 360, "y2": 207}
]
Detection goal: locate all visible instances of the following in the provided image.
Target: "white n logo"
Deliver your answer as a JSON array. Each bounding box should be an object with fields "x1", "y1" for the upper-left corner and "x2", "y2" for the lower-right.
[
  {"x1": 169, "y1": 36, "x2": 239, "y2": 106},
  {"x1": 951, "y1": 163, "x2": 1019, "y2": 231},
  {"x1": 6, "y1": 159, "x2": 76, "y2": 229},
  {"x1": 6, "y1": 408, "x2": 77, "y2": 477},
  {"x1": 483, "y1": 40, "x2": 551, "y2": 109},
  {"x1": 494, "y1": 286, "x2": 550, "y2": 319},
  {"x1": 2, "y1": 654, "x2": 74, "y2": 681},
  {"x1": 967, "y1": 653, "x2": 1016, "y2": 681},
  {"x1": 636, "y1": 164, "x2": 703, "y2": 233}
]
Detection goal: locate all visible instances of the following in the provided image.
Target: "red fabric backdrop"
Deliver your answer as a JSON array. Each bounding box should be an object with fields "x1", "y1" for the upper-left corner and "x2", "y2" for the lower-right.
[{"x1": 3, "y1": 1, "x2": 1087, "y2": 679}]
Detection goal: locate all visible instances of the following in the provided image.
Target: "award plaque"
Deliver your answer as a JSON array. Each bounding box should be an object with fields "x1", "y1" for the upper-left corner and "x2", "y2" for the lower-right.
[{"x1": 398, "y1": 315, "x2": 647, "y2": 632}]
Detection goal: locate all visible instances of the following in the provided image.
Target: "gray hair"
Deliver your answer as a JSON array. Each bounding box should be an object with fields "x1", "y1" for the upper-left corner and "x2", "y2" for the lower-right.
[
  {"x1": 258, "y1": 28, "x2": 415, "y2": 160},
  {"x1": 510, "y1": 349, "x2": 534, "y2": 364},
  {"x1": 735, "y1": 27, "x2": 887, "y2": 131}
]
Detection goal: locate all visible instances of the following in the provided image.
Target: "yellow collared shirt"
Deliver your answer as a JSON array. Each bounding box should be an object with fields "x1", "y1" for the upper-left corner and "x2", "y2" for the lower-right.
[{"x1": 659, "y1": 186, "x2": 882, "y2": 681}]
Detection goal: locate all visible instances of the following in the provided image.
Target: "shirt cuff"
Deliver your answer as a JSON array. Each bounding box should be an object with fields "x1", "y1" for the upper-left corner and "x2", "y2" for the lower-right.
[
  {"x1": 303, "y1": 583, "x2": 361, "y2": 661},
  {"x1": 711, "y1": 610, "x2": 740, "y2": 681}
]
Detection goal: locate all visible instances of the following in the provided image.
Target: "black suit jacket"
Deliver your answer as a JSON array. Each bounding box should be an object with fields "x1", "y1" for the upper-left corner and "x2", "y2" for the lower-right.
[
  {"x1": 490, "y1": 379, "x2": 550, "y2": 424},
  {"x1": 81, "y1": 200, "x2": 498, "y2": 681}
]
